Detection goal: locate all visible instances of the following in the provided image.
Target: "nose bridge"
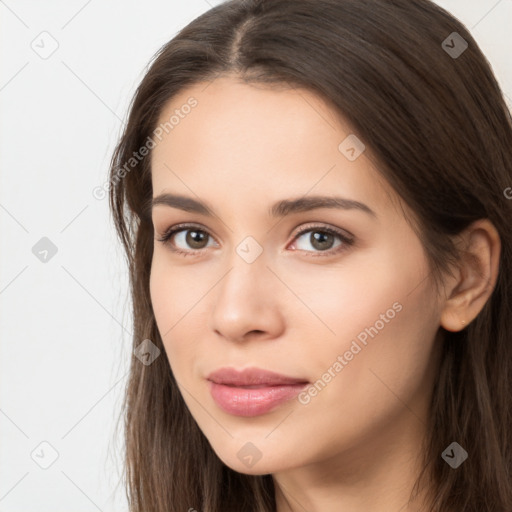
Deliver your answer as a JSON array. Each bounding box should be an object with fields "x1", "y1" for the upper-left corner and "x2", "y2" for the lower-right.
[
  {"x1": 220, "y1": 235, "x2": 269, "y2": 301},
  {"x1": 234, "y1": 234, "x2": 265, "y2": 267},
  {"x1": 209, "y1": 235, "x2": 283, "y2": 340}
]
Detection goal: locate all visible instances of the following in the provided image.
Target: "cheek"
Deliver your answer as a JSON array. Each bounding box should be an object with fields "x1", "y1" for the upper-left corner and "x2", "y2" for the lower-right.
[
  {"x1": 300, "y1": 233, "x2": 433, "y2": 367},
  {"x1": 280, "y1": 253, "x2": 440, "y2": 462},
  {"x1": 300, "y1": 244, "x2": 439, "y2": 423},
  {"x1": 149, "y1": 256, "x2": 204, "y2": 372},
  {"x1": 280, "y1": 235, "x2": 428, "y2": 350}
]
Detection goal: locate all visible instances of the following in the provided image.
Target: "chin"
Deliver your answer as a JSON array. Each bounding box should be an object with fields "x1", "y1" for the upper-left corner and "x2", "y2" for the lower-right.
[{"x1": 209, "y1": 441, "x2": 298, "y2": 476}]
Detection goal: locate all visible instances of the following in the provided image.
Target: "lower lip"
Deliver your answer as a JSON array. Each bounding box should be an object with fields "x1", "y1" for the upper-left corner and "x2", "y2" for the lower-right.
[{"x1": 208, "y1": 381, "x2": 308, "y2": 417}]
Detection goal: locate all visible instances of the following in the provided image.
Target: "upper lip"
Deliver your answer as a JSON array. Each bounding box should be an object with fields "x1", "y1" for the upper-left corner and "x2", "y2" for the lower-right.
[{"x1": 206, "y1": 367, "x2": 309, "y2": 387}]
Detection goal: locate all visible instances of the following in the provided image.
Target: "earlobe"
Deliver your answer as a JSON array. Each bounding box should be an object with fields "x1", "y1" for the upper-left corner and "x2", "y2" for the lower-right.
[
  {"x1": 439, "y1": 219, "x2": 501, "y2": 332},
  {"x1": 440, "y1": 296, "x2": 469, "y2": 332}
]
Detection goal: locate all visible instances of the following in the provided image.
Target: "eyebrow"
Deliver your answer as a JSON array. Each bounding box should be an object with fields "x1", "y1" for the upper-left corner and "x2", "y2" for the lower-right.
[{"x1": 150, "y1": 193, "x2": 377, "y2": 218}]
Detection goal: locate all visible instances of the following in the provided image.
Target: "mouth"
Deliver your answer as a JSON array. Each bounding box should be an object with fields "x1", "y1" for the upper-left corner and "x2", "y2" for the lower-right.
[{"x1": 206, "y1": 367, "x2": 309, "y2": 417}]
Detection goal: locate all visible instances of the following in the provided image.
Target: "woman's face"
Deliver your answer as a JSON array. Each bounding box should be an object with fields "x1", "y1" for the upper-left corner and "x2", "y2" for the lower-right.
[{"x1": 149, "y1": 75, "x2": 444, "y2": 475}]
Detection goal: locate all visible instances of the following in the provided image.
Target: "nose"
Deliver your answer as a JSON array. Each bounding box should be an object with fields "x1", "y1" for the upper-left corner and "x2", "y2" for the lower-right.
[{"x1": 209, "y1": 248, "x2": 285, "y2": 344}]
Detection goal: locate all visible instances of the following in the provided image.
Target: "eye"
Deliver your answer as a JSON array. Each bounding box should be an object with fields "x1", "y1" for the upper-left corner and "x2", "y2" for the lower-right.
[
  {"x1": 289, "y1": 224, "x2": 354, "y2": 256},
  {"x1": 156, "y1": 223, "x2": 217, "y2": 257}
]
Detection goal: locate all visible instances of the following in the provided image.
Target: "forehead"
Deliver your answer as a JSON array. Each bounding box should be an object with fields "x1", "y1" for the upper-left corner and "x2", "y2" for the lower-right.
[{"x1": 150, "y1": 76, "x2": 399, "y2": 217}]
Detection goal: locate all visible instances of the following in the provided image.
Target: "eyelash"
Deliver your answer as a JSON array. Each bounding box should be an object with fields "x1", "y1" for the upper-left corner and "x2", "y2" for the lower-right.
[{"x1": 155, "y1": 222, "x2": 354, "y2": 258}]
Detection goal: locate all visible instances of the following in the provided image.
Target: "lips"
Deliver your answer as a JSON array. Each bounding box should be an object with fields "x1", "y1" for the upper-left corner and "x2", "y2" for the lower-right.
[
  {"x1": 206, "y1": 367, "x2": 309, "y2": 387},
  {"x1": 206, "y1": 367, "x2": 309, "y2": 417}
]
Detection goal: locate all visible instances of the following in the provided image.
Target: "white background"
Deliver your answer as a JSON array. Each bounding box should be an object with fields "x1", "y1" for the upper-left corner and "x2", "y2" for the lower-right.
[{"x1": 1, "y1": 1, "x2": 511, "y2": 510}]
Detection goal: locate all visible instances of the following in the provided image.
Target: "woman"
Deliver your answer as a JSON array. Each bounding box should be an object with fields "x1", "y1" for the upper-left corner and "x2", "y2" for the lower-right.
[{"x1": 108, "y1": 0, "x2": 512, "y2": 510}]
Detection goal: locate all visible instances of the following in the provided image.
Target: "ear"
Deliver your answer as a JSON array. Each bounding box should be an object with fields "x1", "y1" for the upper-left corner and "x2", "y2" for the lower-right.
[{"x1": 440, "y1": 219, "x2": 501, "y2": 332}]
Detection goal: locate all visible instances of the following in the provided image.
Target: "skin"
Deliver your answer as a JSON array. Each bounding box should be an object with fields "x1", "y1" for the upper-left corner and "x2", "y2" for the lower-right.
[{"x1": 149, "y1": 75, "x2": 501, "y2": 512}]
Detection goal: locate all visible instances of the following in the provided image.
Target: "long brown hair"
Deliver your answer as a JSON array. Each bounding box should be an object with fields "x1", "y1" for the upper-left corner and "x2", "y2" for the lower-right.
[{"x1": 108, "y1": 1, "x2": 512, "y2": 510}]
